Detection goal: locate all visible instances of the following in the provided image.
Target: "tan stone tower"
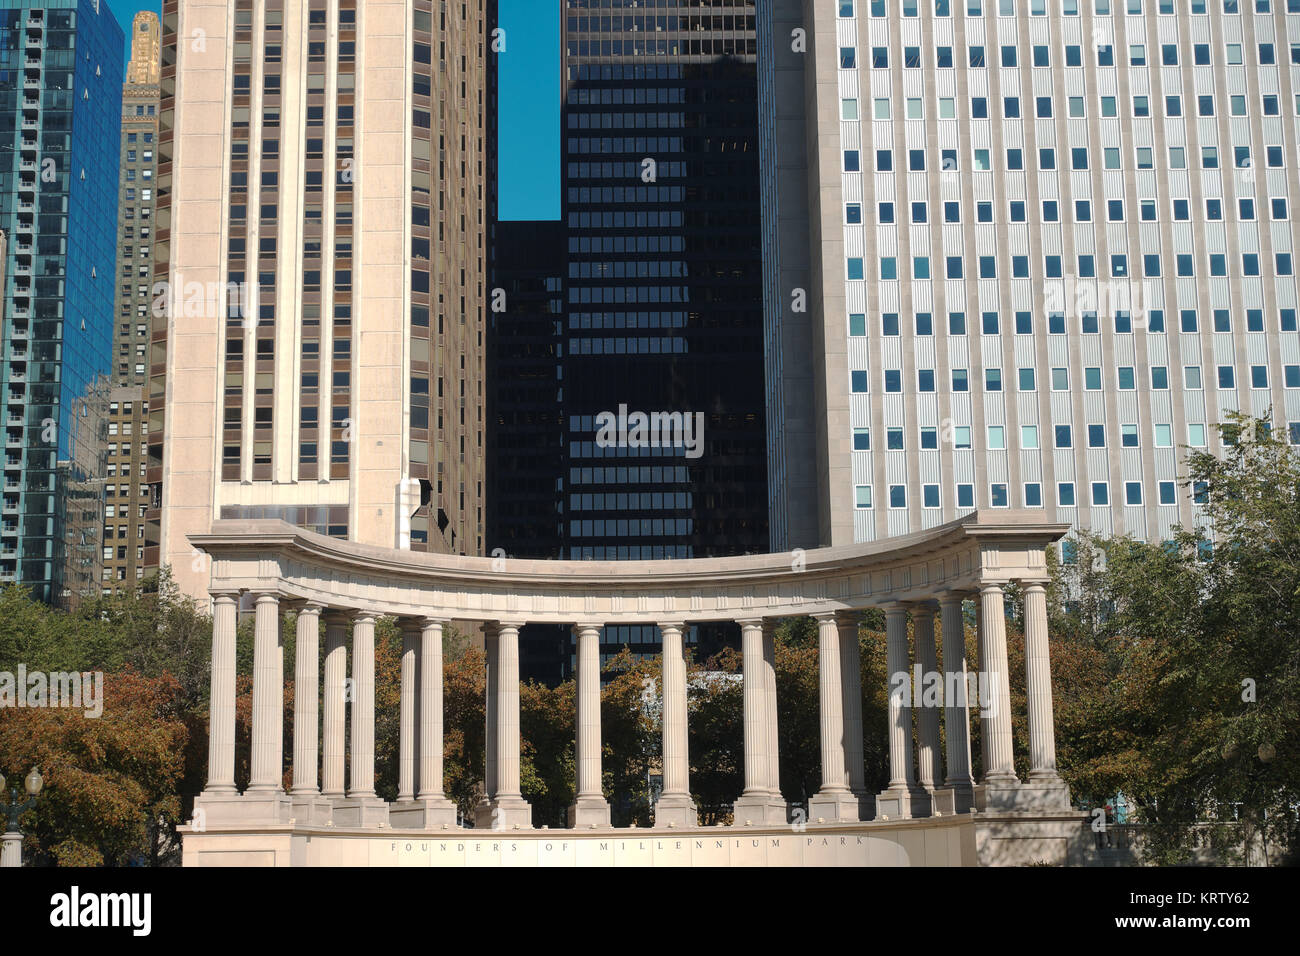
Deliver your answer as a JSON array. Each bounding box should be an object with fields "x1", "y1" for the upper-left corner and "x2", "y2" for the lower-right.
[
  {"x1": 153, "y1": 0, "x2": 488, "y2": 601},
  {"x1": 102, "y1": 10, "x2": 161, "y2": 595}
]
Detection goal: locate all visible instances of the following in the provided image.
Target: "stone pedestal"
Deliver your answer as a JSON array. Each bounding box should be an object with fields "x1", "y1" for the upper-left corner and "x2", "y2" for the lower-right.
[
  {"x1": 874, "y1": 786, "x2": 932, "y2": 820},
  {"x1": 331, "y1": 797, "x2": 389, "y2": 828},
  {"x1": 492, "y1": 795, "x2": 533, "y2": 830},
  {"x1": 975, "y1": 777, "x2": 1071, "y2": 812},
  {"x1": 653, "y1": 792, "x2": 698, "y2": 828},
  {"x1": 289, "y1": 793, "x2": 335, "y2": 826},
  {"x1": 473, "y1": 798, "x2": 496, "y2": 829},
  {"x1": 928, "y1": 787, "x2": 957, "y2": 817},
  {"x1": 808, "y1": 789, "x2": 861, "y2": 823},
  {"x1": 1, "y1": 831, "x2": 23, "y2": 868},
  {"x1": 732, "y1": 792, "x2": 787, "y2": 826},
  {"x1": 389, "y1": 797, "x2": 458, "y2": 829},
  {"x1": 567, "y1": 794, "x2": 612, "y2": 829}
]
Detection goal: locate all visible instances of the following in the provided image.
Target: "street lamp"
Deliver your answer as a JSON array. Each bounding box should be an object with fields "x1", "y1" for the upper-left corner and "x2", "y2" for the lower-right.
[{"x1": 0, "y1": 767, "x2": 43, "y2": 868}]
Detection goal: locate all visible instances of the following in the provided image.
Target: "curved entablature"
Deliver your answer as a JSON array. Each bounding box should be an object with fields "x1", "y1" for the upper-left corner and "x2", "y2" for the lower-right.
[{"x1": 190, "y1": 510, "x2": 1070, "y2": 625}]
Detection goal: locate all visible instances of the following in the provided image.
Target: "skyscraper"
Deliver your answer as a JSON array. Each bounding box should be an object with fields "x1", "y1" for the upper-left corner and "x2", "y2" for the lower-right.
[
  {"x1": 157, "y1": 0, "x2": 488, "y2": 600},
  {"x1": 488, "y1": 1, "x2": 772, "y2": 682},
  {"x1": 768, "y1": 0, "x2": 1300, "y2": 550},
  {"x1": 0, "y1": 0, "x2": 122, "y2": 604},
  {"x1": 101, "y1": 9, "x2": 159, "y2": 595}
]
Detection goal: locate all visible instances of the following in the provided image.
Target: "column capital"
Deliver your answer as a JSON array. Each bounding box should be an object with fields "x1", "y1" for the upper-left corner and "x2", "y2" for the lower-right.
[
  {"x1": 657, "y1": 621, "x2": 686, "y2": 634},
  {"x1": 978, "y1": 582, "x2": 1006, "y2": 596},
  {"x1": 210, "y1": 588, "x2": 241, "y2": 603},
  {"x1": 419, "y1": 616, "x2": 451, "y2": 628},
  {"x1": 811, "y1": 611, "x2": 839, "y2": 625},
  {"x1": 252, "y1": 591, "x2": 281, "y2": 606},
  {"x1": 571, "y1": 622, "x2": 603, "y2": 636},
  {"x1": 908, "y1": 601, "x2": 938, "y2": 618},
  {"x1": 881, "y1": 603, "x2": 910, "y2": 618},
  {"x1": 322, "y1": 607, "x2": 353, "y2": 625},
  {"x1": 1019, "y1": 580, "x2": 1049, "y2": 593},
  {"x1": 734, "y1": 617, "x2": 765, "y2": 629},
  {"x1": 834, "y1": 609, "x2": 861, "y2": 627},
  {"x1": 351, "y1": 609, "x2": 379, "y2": 625},
  {"x1": 937, "y1": 589, "x2": 969, "y2": 605},
  {"x1": 494, "y1": 619, "x2": 526, "y2": 631},
  {"x1": 295, "y1": 601, "x2": 325, "y2": 616}
]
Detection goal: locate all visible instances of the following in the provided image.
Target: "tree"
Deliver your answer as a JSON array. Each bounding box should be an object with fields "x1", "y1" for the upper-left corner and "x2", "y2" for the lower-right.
[{"x1": 1052, "y1": 411, "x2": 1300, "y2": 862}]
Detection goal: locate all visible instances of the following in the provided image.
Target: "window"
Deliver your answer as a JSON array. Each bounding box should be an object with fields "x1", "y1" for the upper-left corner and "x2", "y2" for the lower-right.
[
  {"x1": 1158, "y1": 481, "x2": 1177, "y2": 505},
  {"x1": 1188, "y1": 423, "x2": 1207, "y2": 446},
  {"x1": 1088, "y1": 424, "x2": 1106, "y2": 448},
  {"x1": 923, "y1": 485, "x2": 941, "y2": 508},
  {"x1": 990, "y1": 484, "x2": 1010, "y2": 507},
  {"x1": 1055, "y1": 424, "x2": 1073, "y2": 448},
  {"x1": 1125, "y1": 482, "x2": 1143, "y2": 505},
  {"x1": 1154, "y1": 424, "x2": 1172, "y2": 447},
  {"x1": 889, "y1": 485, "x2": 907, "y2": 508},
  {"x1": 1092, "y1": 482, "x2": 1110, "y2": 506},
  {"x1": 849, "y1": 313, "x2": 867, "y2": 336},
  {"x1": 1059, "y1": 483, "x2": 1076, "y2": 507},
  {"x1": 853, "y1": 427, "x2": 871, "y2": 450},
  {"x1": 987, "y1": 425, "x2": 1006, "y2": 449},
  {"x1": 855, "y1": 485, "x2": 873, "y2": 508},
  {"x1": 1051, "y1": 368, "x2": 1069, "y2": 391},
  {"x1": 1122, "y1": 424, "x2": 1139, "y2": 447},
  {"x1": 851, "y1": 370, "x2": 869, "y2": 393},
  {"x1": 957, "y1": 484, "x2": 975, "y2": 508},
  {"x1": 1022, "y1": 425, "x2": 1039, "y2": 448}
]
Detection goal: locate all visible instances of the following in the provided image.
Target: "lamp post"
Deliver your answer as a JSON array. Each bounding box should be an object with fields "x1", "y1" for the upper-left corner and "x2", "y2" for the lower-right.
[{"x1": 1, "y1": 767, "x2": 44, "y2": 868}]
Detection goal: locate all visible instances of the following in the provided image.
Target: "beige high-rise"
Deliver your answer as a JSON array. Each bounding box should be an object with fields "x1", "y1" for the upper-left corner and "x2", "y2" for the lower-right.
[{"x1": 152, "y1": 0, "x2": 487, "y2": 600}]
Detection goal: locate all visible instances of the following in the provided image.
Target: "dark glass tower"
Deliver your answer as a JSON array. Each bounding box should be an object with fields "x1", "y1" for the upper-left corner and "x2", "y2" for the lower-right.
[
  {"x1": 0, "y1": 0, "x2": 122, "y2": 604},
  {"x1": 488, "y1": 1, "x2": 768, "y2": 683}
]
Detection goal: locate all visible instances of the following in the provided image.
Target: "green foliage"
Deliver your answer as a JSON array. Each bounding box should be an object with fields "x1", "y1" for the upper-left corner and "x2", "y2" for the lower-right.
[{"x1": 1051, "y1": 411, "x2": 1300, "y2": 863}]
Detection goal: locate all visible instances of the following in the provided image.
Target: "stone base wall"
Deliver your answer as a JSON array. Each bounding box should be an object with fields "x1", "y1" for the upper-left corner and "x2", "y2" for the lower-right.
[{"x1": 182, "y1": 812, "x2": 1093, "y2": 867}]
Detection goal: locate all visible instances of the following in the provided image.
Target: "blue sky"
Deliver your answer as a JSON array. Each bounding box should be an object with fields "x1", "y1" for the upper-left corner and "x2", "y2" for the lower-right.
[
  {"x1": 497, "y1": 0, "x2": 559, "y2": 220},
  {"x1": 102, "y1": 0, "x2": 558, "y2": 219}
]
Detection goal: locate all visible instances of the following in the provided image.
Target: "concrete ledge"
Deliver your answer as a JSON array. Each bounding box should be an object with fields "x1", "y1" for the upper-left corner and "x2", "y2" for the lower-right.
[{"x1": 181, "y1": 811, "x2": 1093, "y2": 866}]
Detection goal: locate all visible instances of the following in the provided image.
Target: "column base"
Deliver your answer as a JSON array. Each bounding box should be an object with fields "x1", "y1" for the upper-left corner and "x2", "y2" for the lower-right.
[
  {"x1": 873, "y1": 785, "x2": 932, "y2": 820},
  {"x1": 289, "y1": 792, "x2": 335, "y2": 826},
  {"x1": 567, "y1": 795, "x2": 611, "y2": 829},
  {"x1": 332, "y1": 795, "x2": 390, "y2": 828},
  {"x1": 228, "y1": 789, "x2": 292, "y2": 826},
  {"x1": 653, "y1": 792, "x2": 698, "y2": 828},
  {"x1": 731, "y1": 791, "x2": 788, "y2": 826},
  {"x1": 389, "y1": 796, "x2": 458, "y2": 829},
  {"x1": 472, "y1": 798, "x2": 496, "y2": 829},
  {"x1": 939, "y1": 781, "x2": 976, "y2": 813},
  {"x1": 190, "y1": 789, "x2": 247, "y2": 828},
  {"x1": 491, "y1": 795, "x2": 534, "y2": 830},
  {"x1": 976, "y1": 775, "x2": 1071, "y2": 812},
  {"x1": 1, "y1": 831, "x2": 23, "y2": 868},
  {"x1": 808, "y1": 788, "x2": 862, "y2": 823}
]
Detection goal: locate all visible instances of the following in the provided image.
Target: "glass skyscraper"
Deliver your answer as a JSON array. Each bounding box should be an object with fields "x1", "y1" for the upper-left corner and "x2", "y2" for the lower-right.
[
  {"x1": 0, "y1": 0, "x2": 121, "y2": 604},
  {"x1": 489, "y1": 1, "x2": 770, "y2": 682}
]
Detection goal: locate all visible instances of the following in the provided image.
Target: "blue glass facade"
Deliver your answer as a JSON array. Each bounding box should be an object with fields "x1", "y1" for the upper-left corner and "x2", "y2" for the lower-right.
[{"x1": 0, "y1": 0, "x2": 122, "y2": 602}]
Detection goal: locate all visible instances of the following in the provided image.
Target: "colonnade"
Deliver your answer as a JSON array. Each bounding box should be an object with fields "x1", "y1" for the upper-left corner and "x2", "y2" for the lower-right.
[{"x1": 196, "y1": 578, "x2": 1067, "y2": 831}]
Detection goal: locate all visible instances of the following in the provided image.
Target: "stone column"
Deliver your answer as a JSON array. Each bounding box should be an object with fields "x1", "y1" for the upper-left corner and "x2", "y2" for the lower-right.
[
  {"x1": 398, "y1": 622, "x2": 419, "y2": 801},
  {"x1": 761, "y1": 621, "x2": 782, "y2": 807},
  {"x1": 569, "y1": 624, "x2": 611, "y2": 827},
  {"x1": 1022, "y1": 582, "x2": 1071, "y2": 808},
  {"x1": 474, "y1": 624, "x2": 499, "y2": 827},
  {"x1": 202, "y1": 591, "x2": 239, "y2": 797},
  {"x1": 290, "y1": 604, "x2": 323, "y2": 794},
  {"x1": 912, "y1": 604, "x2": 944, "y2": 791},
  {"x1": 978, "y1": 584, "x2": 1018, "y2": 787},
  {"x1": 875, "y1": 605, "x2": 929, "y2": 818},
  {"x1": 289, "y1": 604, "x2": 331, "y2": 823},
  {"x1": 939, "y1": 593, "x2": 975, "y2": 811},
  {"x1": 493, "y1": 621, "x2": 532, "y2": 827},
  {"x1": 654, "y1": 621, "x2": 696, "y2": 827},
  {"x1": 320, "y1": 615, "x2": 348, "y2": 799},
  {"x1": 392, "y1": 617, "x2": 458, "y2": 829},
  {"x1": 0, "y1": 831, "x2": 21, "y2": 868},
  {"x1": 331, "y1": 612, "x2": 387, "y2": 826},
  {"x1": 809, "y1": 613, "x2": 857, "y2": 821},
  {"x1": 837, "y1": 613, "x2": 867, "y2": 808},
  {"x1": 734, "y1": 619, "x2": 783, "y2": 824},
  {"x1": 248, "y1": 593, "x2": 283, "y2": 793}
]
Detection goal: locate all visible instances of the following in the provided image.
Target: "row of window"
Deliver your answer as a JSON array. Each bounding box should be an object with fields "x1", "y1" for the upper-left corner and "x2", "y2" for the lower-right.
[
  {"x1": 853, "y1": 91, "x2": 1300, "y2": 122},
  {"x1": 850, "y1": 308, "x2": 1300, "y2": 335},
  {"x1": 840, "y1": 40, "x2": 1299, "y2": 71},
  {"x1": 853, "y1": 477, "x2": 1209, "y2": 511},
  {"x1": 849, "y1": 364, "x2": 1293, "y2": 393},
  {"x1": 838, "y1": 0, "x2": 1289, "y2": 17},
  {"x1": 850, "y1": 420, "x2": 1276, "y2": 451},
  {"x1": 855, "y1": 196, "x2": 1292, "y2": 226},
  {"x1": 845, "y1": 144, "x2": 1289, "y2": 175},
  {"x1": 853, "y1": 251, "x2": 1300, "y2": 280}
]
